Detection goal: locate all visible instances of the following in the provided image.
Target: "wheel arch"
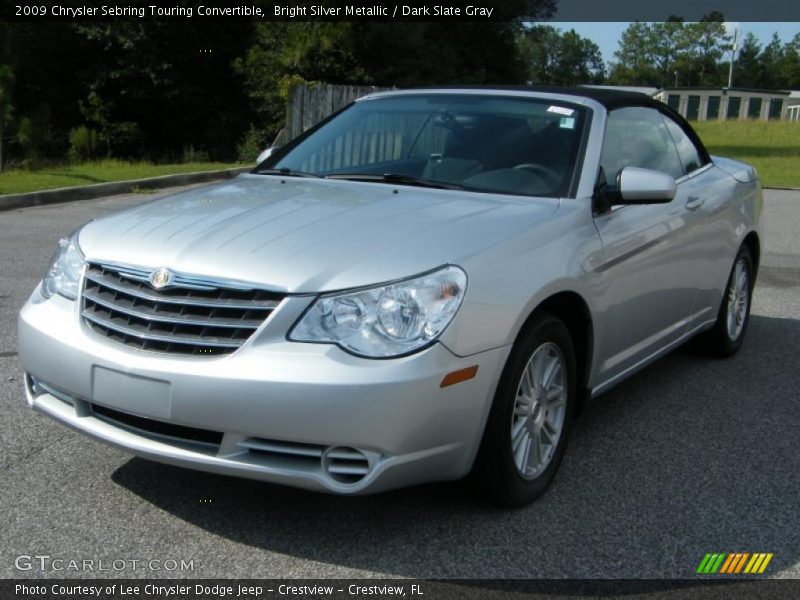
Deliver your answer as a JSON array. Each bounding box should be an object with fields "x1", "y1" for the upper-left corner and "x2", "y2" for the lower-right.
[
  {"x1": 742, "y1": 230, "x2": 760, "y2": 278},
  {"x1": 516, "y1": 290, "x2": 594, "y2": 413}
]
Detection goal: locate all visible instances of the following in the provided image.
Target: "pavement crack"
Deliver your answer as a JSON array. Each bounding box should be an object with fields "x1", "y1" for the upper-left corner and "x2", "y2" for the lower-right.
[
  {"x1": 0, "y1": 351, "x2": 18, "y2": 358},
  {"x1": 0, "y1": 432, "x2": 75, "y2": 474}
]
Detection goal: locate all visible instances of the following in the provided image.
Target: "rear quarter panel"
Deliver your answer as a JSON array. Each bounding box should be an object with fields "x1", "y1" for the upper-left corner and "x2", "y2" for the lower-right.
[{"x1": 698, "y1": 162, "x2": 763, "y2": 314}]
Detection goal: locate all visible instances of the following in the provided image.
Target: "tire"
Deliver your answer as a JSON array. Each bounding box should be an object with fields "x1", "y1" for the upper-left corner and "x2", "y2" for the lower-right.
[
  {"x1": 695, "y1": 245, "x2": 754, "y2": 358},
  {"x1": 472, "y1": 312, "x2": 577, "y2": 507}
]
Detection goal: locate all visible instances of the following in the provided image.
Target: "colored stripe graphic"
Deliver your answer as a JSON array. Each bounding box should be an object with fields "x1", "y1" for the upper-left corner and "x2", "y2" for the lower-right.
[
  {"x1": 758, "y1": 554, "x2": 773, "y2": 573},
  {"x1": 711, "y1": 553, "x2": 726, "y2": 573},
  {"x1": 719, "y1": 554, "x2": 736, "y2": 574},
  {"x1": 697, "y1": 554, "x2": 713, "y2": 574},
  {"x1": 698, "y1": 552, "x2": 773, "y2": 574},
  {"x1": 745, "y1": 553, "x2": 765, "y2": 573},
  {"x1": 734, "y1": 553, "x2": 750, "y2": 573},
  {"x1": 720, "y1": 553, "x2": 739, "y2": 574},
  {"x1": 703, "y1": 554, "x2": 719, "y2": 574}
]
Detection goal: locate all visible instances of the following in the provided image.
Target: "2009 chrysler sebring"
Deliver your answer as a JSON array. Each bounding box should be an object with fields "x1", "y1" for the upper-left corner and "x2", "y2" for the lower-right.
[{"x1": 18, "y1": 87, "x2": 762, "y2": 506}]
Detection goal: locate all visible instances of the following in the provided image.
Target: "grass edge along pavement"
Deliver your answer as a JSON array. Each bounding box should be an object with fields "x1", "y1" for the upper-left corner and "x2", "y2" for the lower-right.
[
  {"x1": 0, "y1": 160, "x2": 248, "y2": 195},
  {"x1": 0, "y1": 166, "x2": 250, "y2": 212}
]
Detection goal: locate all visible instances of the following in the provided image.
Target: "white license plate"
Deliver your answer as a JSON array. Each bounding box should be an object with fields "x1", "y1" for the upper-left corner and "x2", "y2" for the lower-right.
[{"x1": 91, "y1": 367, "x2": 172, "y2": 419}]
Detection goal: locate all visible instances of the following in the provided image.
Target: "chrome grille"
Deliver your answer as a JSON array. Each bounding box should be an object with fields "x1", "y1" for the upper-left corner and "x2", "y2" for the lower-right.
[{"x1": 81, "y1": 263, "x2": 282, "y2": 356}]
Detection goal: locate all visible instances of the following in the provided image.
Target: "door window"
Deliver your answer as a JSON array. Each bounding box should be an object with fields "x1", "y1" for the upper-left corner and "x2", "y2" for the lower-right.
[
  {"x1": 600, "y1": 107, "x2": 684, "y2": 186},
  {"x1": 661, "y1": 114, "x2": 707, "y2": 175}
]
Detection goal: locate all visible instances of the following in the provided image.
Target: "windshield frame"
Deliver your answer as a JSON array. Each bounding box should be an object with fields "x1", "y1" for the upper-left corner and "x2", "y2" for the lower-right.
[{"x1": 253, "y1": 92, "x2": 593, "y2": 199}]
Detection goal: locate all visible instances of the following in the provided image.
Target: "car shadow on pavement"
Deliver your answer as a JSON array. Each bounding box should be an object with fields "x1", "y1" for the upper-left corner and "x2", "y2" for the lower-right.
[{"x1": 111, "y1": 314, "x2": 800, "y2": 579}]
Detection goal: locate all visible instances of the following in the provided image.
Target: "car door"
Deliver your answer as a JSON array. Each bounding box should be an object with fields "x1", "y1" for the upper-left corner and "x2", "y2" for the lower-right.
[
  {"x1": 660, "y1": 112, "x2": 740, "y2": 321},
  {"x1": 592, "y1": 106, "x2": 709, "y2": 387}
]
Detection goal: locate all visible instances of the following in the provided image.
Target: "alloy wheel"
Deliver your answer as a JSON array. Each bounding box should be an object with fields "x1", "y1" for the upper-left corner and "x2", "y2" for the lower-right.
[
  {"x1": 510, "y1": 342, "x2": 568, "y2": 480},
  {"x1": 726, "y1": 258, "x2": 750, "y2": 342}
]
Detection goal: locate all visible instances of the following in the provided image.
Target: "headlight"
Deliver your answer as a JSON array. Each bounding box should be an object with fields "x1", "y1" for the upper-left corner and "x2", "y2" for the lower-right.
[
  {"x1": 289, "y1": 265, "x2": 467, "y2": 358},
  {"x1": 41, "y1": 233, "x2": 85, "y2": 300}
]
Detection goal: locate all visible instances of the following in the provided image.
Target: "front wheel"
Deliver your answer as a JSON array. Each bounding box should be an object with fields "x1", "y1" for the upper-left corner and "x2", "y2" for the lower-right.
[
  {"x1": 696, "y1": 245, "x2": 754, "y2": 357},
  {"x1": 472, "y1": 312, "x2": 577, "y2": 507}
]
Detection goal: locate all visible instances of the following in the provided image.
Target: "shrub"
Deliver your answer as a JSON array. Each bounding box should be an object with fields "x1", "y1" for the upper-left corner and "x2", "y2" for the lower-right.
[
  {"x1": 182, "y1": 144, "x2": 210, "y2": 163},
  {"x1": 68, "y1": 126, "x2": 100, "y2": 162},
  {"x1": 237, "y1": 124, "x2": 269, "y2": 163}
]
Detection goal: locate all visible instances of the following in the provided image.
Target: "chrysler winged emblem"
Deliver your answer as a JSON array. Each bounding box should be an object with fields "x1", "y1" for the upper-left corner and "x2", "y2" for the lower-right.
[{"x1": 149, "y1": 268, "x2": 173, "y2": 289}]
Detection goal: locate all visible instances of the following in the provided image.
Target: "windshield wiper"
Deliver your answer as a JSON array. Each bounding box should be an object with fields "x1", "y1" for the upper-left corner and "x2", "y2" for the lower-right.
[
  {"x1": 252, "y1": 167, "x2": 323, "y2": 178},
  {"x1": 326, "y1": 172, "x2": 464, "y2": 190}
]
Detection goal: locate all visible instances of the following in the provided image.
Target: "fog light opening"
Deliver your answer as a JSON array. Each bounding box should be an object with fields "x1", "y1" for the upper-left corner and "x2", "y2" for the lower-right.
[{"x1": 321, "y1": 446, "x2": 370, "y2": 485}]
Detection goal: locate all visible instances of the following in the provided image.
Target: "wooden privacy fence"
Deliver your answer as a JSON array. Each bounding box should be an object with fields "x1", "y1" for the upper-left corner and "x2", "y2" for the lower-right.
[{"x1": 276, "y1": 83, "x2": 390, "y2": 146}]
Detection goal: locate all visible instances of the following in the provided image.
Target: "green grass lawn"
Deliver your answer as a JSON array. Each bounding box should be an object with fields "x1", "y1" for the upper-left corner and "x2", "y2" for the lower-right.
[
  {"x1": 0, "y1": 160, "x2": 246, "y2": 195},
  {"x1": 693, "y1": 120, "x2": 800, "y2": 188}
]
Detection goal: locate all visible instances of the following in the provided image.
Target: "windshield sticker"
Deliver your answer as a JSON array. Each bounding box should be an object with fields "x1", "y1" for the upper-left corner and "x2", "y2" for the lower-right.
[
  {"x1": 559, "y1": 117, "x2": 576, "y2": 129},
  {"x1": 548, "y1": 105, "x2": 574, "y2": 116}
]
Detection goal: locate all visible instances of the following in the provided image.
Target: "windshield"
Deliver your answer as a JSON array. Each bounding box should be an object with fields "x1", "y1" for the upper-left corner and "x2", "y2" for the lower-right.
[{"x1": 256, "y1": 93, "x2": 588, "y2": 197}]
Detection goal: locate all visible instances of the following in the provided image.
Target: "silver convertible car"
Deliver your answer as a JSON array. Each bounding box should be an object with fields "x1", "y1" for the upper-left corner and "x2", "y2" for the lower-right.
[{"x1": 18, "y1": 87, "x2": 762, "y2": 506}]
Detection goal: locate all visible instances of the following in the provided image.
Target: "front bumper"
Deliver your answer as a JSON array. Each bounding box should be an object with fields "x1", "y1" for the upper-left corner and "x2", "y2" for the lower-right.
[{"x1": 18, "y1": 288, "x2": 509, "y2": 494}]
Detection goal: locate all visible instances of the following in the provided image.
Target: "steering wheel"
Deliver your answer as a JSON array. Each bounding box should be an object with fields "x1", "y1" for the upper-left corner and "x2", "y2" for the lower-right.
[{"x1": 512, "y1": 163, "x2": 561, "y2": 188}]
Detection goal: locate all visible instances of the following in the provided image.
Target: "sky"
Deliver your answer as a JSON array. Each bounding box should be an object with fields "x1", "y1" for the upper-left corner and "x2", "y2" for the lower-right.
[{"x1": 552, "y1": 22, "x2": 800, "y2": 65}]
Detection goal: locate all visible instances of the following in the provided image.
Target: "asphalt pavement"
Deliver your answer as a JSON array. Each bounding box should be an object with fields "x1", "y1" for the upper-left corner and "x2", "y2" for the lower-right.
[{"x1": 0, "y1": 185, "x2": 798, "y2": 579}]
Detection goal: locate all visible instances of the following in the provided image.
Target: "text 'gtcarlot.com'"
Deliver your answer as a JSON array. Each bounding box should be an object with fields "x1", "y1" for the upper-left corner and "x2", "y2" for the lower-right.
[{"x1": 14, "y1": 554, "x2": 195, "y2": 572}]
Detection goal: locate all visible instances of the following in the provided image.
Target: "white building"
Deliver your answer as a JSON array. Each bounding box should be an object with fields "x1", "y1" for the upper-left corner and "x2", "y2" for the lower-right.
[
  {"x1": 787, "y1": 91, "x2": 800, "y2": 122},
  {"x1": 653, "y1": 88, "x2": 793, "y2": 121}
]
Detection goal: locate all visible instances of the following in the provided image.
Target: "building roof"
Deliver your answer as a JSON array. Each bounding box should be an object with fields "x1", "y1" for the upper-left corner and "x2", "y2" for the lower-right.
[
  {"x1": 581, "y1": 84, "x2": 660, "y2": 97},
  {"x1": 659, "y1": 87, "x2": 791, "y2": 96}
]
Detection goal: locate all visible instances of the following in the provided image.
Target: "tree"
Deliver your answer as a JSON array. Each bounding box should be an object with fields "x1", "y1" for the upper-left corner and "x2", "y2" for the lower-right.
[
  {"x1": 236, "y1": 5, "x2": 556, "y2": 140},
  {"x1": 731, "y1": 31, "x2": 800, "y2": 90},
  {"x1": 608, "y1": 17, "x2": 730, "y2": 87},
  {"x1": 607, "y1": 22, "x2": 657, "y2": 85},
  {"x1": 677, "y1": 14, "x2": 729, "y2": 86},
  {"x1": 0, "y1": 1, "x2": 561, "y2": 164},
  {"x1": 733, "y1": 33, "x2": 763, "y2": 87},
  {"x1": 648, "y1": 18, "x2": 687, "y2": 87},
  {"x1": 518, "y1": 25, "x2": 605, "y2": 85},
  {"x1": 758, "y1": 33, "x2": 787, "y2": 89},
  {"x1": 780, "y1": 33, "x2": 800, "y2": 88},
  {"x1": 0, "y1": 65, "x2": 13, "y2": 172},
  {"x1": 73, "y1": 21, "x2": 256, "y2": 160}
]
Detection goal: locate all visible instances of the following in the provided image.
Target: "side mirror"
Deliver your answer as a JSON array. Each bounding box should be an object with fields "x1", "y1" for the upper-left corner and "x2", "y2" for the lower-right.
[
  {"x1": 256, "y1": 146, "x2": 281, "y2": 164},
  {"x1": 616, "y1": 166, "x2": 676, "y2": 204}
]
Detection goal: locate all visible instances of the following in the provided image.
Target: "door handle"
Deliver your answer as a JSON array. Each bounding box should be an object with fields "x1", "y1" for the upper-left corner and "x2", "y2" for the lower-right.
[{"x1": 685, "y1": 196, "x2": 705, "y2": 211}]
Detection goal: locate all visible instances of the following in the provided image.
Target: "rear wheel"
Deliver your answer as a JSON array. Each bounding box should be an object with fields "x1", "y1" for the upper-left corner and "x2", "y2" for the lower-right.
[
  {"x1": 473, "y1": 312, "x2": 577, "y2": 507},
  {"x1": 696, "y1": 245, "x2": 754, "y2": 357}
]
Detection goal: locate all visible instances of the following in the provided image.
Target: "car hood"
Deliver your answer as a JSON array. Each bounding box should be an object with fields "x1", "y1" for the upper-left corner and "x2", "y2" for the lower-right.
[{"x1": 78, "y1": 174, "x2": 559, "y2": 293}]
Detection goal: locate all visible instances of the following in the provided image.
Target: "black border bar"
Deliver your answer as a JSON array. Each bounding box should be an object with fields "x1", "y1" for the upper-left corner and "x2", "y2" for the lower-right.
[
  {"x1": 4, "y1": 579, "x2": 800, "y2": 600},
  {"x1": 4, "y1": 0, "x2": 800, "y2": 22}
]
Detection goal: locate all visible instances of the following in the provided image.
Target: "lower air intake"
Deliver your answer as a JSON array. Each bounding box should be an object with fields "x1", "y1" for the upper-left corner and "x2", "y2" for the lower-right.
[{"x1": 321, "y1": 446, "x2": 371, "y2": 484}]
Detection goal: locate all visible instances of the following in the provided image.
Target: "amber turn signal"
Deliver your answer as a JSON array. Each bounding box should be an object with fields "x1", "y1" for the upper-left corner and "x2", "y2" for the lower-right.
[{"x1": 440, "y1": 365, "x2": 479, "y2": 388}]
